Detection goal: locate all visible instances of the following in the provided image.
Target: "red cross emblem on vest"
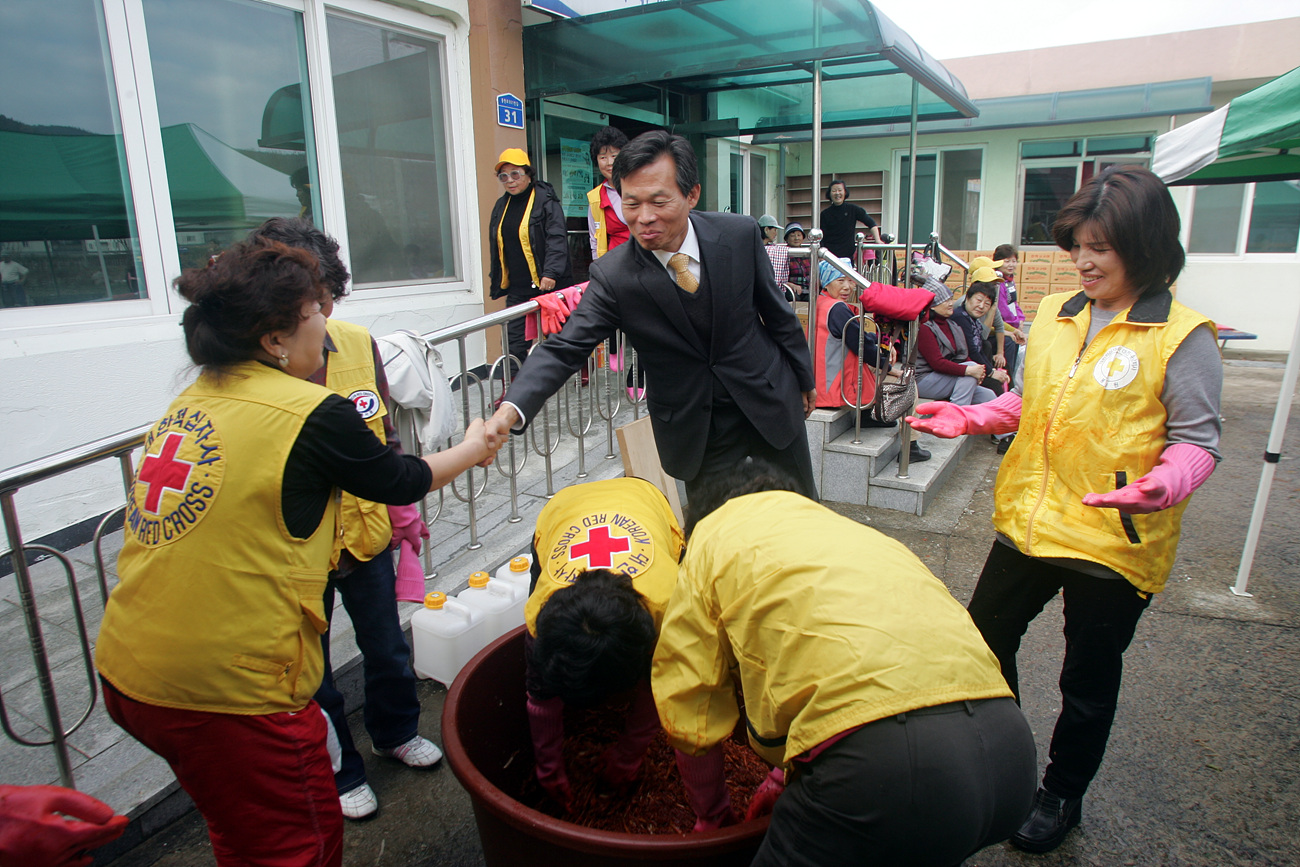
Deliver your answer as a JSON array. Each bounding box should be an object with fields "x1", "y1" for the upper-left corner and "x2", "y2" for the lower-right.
[
  {"x1": 138, "y1": 432, "x2": 193, "y2": 513},
  {"x1": 570, "y1": 525, "x2": 631, "y2": 569}
]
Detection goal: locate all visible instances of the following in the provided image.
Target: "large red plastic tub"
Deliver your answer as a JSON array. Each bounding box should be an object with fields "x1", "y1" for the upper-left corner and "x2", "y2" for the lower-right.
[{"x1": 442, "y1": 626, "x2": 768, "y2": 866}]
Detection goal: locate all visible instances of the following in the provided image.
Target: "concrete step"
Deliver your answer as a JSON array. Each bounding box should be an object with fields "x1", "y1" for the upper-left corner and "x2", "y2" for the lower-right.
[{"x1": 866, "y1": 433, "x2": 974, "y2": 515}]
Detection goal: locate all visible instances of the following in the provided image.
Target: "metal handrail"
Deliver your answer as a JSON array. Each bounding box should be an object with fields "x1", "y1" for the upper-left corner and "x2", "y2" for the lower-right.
[{"x1": 0, "y1": 295, "x2": 639, "y2": 789}]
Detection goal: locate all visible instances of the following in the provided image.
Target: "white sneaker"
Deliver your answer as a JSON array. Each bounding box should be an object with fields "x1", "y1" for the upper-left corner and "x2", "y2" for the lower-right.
[
  {"x1": 339, "y1": 783, "x2": 378, "y2": 820},
  {"x1": 372, "y1": 735, "x2": 443, "y2": 768}
]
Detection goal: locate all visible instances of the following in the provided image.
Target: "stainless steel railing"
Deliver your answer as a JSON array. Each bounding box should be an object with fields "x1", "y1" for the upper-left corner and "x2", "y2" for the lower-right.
[{"x1": 0, "y1": 297, "x2": 640, "y2": 787}]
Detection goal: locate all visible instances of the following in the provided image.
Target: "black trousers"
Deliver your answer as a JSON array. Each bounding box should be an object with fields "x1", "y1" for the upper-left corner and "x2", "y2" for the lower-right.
[
  {"x1": 681, "y1": 398, "x2": 818, "y2": 506},
  {"x1": 504, "y1": 289, "x2": 536, "y2": 374},
  {"x1": 966, "y1": 541, "x2": 1152, "y2": 800},
  {"x1": 752, "y1": 698, "x2": 1036, "y2": 867}
]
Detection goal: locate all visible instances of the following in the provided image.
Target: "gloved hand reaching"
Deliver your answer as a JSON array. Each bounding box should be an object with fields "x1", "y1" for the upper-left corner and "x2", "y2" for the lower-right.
[
  {"x1": 744, "y1": 766, "x2": 785, "y2": 821},
  {"x1": 1082, "y1": 443, "x2": 1217, "y2": 514},
  {"x1": 0, "y1": 785, "x2": 128, "y2": 867},
  {"x1": 675, "y1": 744, "x2": 739, "y2": 832},
  {"x1": 906, "y1": 390, "x2": 1023, "y2": 438}
]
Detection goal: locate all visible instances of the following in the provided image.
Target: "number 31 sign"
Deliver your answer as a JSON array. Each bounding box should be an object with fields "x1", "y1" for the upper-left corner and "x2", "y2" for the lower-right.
[{"x1": 497, "y1": 93, "x2": 524, "y2": 130}]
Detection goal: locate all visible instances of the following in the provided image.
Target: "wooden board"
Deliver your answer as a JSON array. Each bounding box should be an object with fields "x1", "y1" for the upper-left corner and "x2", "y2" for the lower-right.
[{"x1": 615, "y1": 416, "x2": 685, "y2": 526}]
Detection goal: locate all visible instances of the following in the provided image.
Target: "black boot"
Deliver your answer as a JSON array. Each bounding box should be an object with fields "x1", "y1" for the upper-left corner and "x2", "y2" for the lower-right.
[
  {"x1": 1010, "y1": 787, "x2": 1081, "y2": 853},
  {"x1": 908, "y1": 441, "x2": 931, "y2": 463}
]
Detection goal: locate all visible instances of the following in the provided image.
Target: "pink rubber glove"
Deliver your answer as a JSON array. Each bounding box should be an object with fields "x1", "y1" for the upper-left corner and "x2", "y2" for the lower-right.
[
  {"x1": 906, "y1": 390, "x2": 1023, "y2": 438},
  {"x1": 601, "y1": 680, "x2": 661, "y2": 790},
  {"x1": 389, "y1": 504, "x2": 429, "y2": 603},
  {"x1": 557, "y1": 282, "x2": 587, "y2": 311},
  {"x1": 675, "y1": 744, "x2": 738, "y2": 832},
  {"x1": 1082, "y1": 443, "x2": 1217, "y2": 514},
  {"x1": 0, "y1": 785, "x2": 129, "y2": 867},
  {"x1": 744, "y1": 766, "x2": 785, "y2": 822},
  {"x1": 535, "y1": 292, "x2": 570, "y2": 335},
  {"x1": 526, "y1": 694, "x2": 572, "y2": 810}
]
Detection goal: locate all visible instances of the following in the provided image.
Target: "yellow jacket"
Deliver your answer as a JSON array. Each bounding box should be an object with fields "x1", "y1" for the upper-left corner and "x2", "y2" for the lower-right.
[
  {"x1": 994, "y1": 290, "x2": 1215, "y2": 593},
  {"x1": 97, "y1": 362, "x2": 337, "y2": 714},
  {"x1": 325, "y1": 319, "x2": 392, "y2": 564},
  {"x1": 587, "y1": 186, "x2": 609, "y2": 259},
  {"x1": 652, "y1": 491, "x2": 1011, "y2": 766},
  {"x1": 526, "y1": 477, "x2": 683, "y2": 636}
]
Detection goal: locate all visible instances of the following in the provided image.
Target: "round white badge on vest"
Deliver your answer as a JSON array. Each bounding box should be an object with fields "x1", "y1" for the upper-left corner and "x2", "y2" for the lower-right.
[
  {"x1": 1093, "y1": 346, "x2": 1140, "y2": 390},
  {"x1": 348, "y1": 389, "x2": 382, "y2": 419}
]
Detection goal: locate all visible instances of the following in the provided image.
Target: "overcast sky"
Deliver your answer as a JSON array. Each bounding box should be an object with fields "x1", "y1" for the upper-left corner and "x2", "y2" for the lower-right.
[{"x1": 561, "y1": 0, "x2": 1298, "y2": 60}]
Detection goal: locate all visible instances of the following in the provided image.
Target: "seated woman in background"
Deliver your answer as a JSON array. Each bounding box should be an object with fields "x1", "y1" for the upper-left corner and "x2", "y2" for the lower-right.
[
  {"x1": 915, "y1": 280, "x2": 997, "y2": 408},
  {"x1": 949, "y1": 277, "x2": 1011, "y2": 395},
  {"x1": 96, "y1": 238, "x2": 494, "y2": 867}
]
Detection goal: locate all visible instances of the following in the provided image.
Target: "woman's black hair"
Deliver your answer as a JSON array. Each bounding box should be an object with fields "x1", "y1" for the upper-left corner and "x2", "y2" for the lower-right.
[
  {"x1": 825, "y1": 178, "x2": 848, "y2": 202},
  {"x1": 590, "y1": 125, "x2": 629, "y2": 162},
  {"x1": 176, "y1": 237, "x2": 324, "y2": 378},
  {"x1": 1051, "y1": 165, "x2": 1185, "y2": 298},
  {"x1": 992, "y1": 243, "x2": 1018, "y2": 262},
  {"x1": 248, "y1": 217, "x2": 350, "y2": 301},
  {"x1": 610, "y1": 130, "x2": 698, "y2": 197},
  {"x1": 965, "y1": 281, "x2": 999, "y2": 302},
  {"x1": 531, "y1": 570, "x2": 657, "y2": 707},
  {"x1": 684, "y1": 458, "x2": 802, "y2": 539}
]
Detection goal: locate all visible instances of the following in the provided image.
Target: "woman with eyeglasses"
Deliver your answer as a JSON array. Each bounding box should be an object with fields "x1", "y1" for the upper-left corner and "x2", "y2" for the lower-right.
[{"x1": 488, "y1": 148, "x2": 574, "y2": 371}]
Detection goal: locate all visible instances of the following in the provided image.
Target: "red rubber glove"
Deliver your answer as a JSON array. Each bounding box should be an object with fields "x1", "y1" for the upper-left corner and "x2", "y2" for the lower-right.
[
  {"x1": 675, "y1": 744, "x2": 738, "y2": 832},
  {"x1": 535, "y1": 292, "x2": 570, "y2": 335},
  {"x1": 744, "y1": 766, "x2": 785, "y2": 821},
  {"x1": 388, "y1": 504, "x2": 429, "y2": 555},
  {"x1": 1082, "y1": 443, "x2": 1217, "y2": 514},
  {"x1": 906, "y1": 390, "x2": 1023, "y2": 438},
  {"x1": 526, "y1": 694, "x2": 572, "y2": 810},
  {"x1": 388, "y1": 504, "x2": 430, "y2": 603},
  {"x1": 0, "y1": 785, "x2": 128, "y2": 867}
]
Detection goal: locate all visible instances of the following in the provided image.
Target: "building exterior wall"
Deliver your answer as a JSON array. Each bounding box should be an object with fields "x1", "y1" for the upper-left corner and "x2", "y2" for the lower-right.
[{"x1": 0, "y1": 0, "x2": 513, "y2": 540}]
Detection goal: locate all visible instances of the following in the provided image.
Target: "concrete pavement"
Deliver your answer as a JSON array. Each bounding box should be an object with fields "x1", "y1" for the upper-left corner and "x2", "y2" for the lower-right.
[{"x1": 103, "y1": 357, "x2": 1300, "y2": 866}]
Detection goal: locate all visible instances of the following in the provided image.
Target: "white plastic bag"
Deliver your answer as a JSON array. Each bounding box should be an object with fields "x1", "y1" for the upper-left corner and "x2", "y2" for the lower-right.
[{"x1": 375, "y1": 330, "x2": 457, "y2": 451}]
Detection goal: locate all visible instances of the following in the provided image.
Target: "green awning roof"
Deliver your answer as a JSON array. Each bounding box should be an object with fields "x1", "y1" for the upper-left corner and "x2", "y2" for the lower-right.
[
  {"x1": 753, "y1": 78, "x2": 1214, "y2": 143},
  {"x1": 524, "y1": 0, "x2": 976, "y2": 134}
]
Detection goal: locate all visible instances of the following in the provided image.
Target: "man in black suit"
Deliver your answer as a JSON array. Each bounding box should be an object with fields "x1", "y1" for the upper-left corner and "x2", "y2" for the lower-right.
[{"x1": 484, "y1": 130, "x2": 818, "y2": 502}]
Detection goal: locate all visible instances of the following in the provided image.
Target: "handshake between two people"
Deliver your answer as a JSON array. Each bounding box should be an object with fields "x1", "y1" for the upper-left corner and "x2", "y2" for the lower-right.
[{"x1": 905, "y1": 391, "x2": 1216, "y2": 515}]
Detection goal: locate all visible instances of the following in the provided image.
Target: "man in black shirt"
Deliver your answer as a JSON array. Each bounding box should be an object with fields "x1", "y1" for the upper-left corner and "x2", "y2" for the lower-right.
[{"x1": 819, "y1": 179, "x2": 882, "y2": 260}]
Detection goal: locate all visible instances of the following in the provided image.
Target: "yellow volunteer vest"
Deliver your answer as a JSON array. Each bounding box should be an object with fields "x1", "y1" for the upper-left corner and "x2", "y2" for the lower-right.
[
  {"x1": 587, "y1": 186, "x2": 608, "y2": 259},
  {"x1": 97, "y1": 362, "x2": 338, "y2": 714},
  {"x1": 994, "y1": 290, "x2": 1215, "y2": 593},
  {"x1": 324, "y1": 319, "x2": 392, "y2": 563},
  {"x1": 653, "y1": 491, "x2": 1012, "y2": 766},
  {"x1": 526, "y1": 477, "x2": 684, "y2": 636}
]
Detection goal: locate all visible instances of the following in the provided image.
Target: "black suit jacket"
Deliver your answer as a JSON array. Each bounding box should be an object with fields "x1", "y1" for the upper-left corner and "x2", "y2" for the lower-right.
[{"x1": 504, "y1": 210, "x2": 814, "y2": 481}]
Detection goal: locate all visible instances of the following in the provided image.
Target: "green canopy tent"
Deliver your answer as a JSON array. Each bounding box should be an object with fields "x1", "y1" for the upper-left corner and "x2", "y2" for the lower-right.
[{"x1": 1152, "y1": 67, "x2": 1300, "y2": 596}]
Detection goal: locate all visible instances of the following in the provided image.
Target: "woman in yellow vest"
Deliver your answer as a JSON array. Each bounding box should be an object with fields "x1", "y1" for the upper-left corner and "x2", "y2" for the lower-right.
[
  {"x1": 487, "y1": 147, "x2": 573, "y2": 372},
  {"x1": 523, "y1": 477, "x2": 682, "y2": 811},
  {"x1": 96, "y1": 238, "x2": 494, "y2": 867},
  {"x1": 908, "y1": 166, "x2": 1222, "y2": 853},
  {"x1": 652, "y1": 460, "x2": 1035, "y2": 862}
]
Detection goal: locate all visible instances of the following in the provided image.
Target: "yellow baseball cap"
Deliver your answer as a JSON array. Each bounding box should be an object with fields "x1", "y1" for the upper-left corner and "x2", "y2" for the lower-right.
[
  {"x1": 969, "y1": 266, "x2": 1002, "y2": 284},
  {"x1": 968, "y1": 255, "x2": 1005, "y2": 272},
  {"x1": 495, "y1": 148, "x2": 531, "y2": 173}
]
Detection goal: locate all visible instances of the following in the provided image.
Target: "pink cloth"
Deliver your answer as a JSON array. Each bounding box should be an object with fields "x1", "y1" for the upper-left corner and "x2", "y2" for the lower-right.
[
  {"x1": 907, "y1": 391, "x2": 1023, "y2": 438},
  {"x1": 388, "y1": 504, "x2": 429, "y2": 602},
  {"x1": 1082, "y1": 442, "x2": 1217, "y2": 514}
]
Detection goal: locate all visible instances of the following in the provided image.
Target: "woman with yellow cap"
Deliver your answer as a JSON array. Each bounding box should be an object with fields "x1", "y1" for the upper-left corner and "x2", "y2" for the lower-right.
[{"x1": 488, "y1": 148, "x2": 574, "y2": 370}]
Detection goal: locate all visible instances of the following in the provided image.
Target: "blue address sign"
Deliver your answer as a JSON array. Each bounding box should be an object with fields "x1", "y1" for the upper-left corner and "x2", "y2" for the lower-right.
[{"x1": 497, "y1": 93, "x2": 524, "y2": 129}]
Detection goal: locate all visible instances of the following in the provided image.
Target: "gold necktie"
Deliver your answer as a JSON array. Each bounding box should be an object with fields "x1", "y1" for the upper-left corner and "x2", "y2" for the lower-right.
[{"x1": 669, "y1": 253, "x2": 699, "y2": 294}]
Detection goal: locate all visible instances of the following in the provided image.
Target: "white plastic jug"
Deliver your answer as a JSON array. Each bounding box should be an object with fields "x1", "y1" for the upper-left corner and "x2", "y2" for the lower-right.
[
  {"x1": 456, "y1": 571, "x2": 527, "y2": 643},
  {"x1": 495, "y1": 555, "x2": 533, "y2": 595},
  {"x1": 410, "y1": 592, "x2": 486, "y2": 686}
]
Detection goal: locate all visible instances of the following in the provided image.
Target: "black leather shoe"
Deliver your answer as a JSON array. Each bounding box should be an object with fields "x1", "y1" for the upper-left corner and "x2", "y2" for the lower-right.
[
  {"x1": 1010, "y1": 787, "x2": 1081, "y2": 853},
  {"x1": 908, "y1": 442, "x2": 931, "y2": 463},
  {"x1": 996, "y1": 434, "x2": 1016, "y2": 455}
]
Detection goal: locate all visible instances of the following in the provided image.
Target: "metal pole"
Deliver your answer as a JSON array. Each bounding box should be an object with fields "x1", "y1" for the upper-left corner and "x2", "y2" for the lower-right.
[
  {"x1": 810, "y1": 0, "x2": 822, "y2": 233},
  {"x1": 897, "y1": 80, "x2": 921, "y2": 479},
  {"x1": 1233, "y1": 299, "x2": 1300, "y2": 596}
]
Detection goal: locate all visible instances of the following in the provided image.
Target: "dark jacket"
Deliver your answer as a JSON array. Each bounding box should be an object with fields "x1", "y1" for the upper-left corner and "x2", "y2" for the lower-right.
[
  {"x1": 488, "y1": 179, "x2": 573, "y2": 299},
  {"x1": 502, "y1": 211, "x2": 814, "y2": 481},
  {"x1": 949, "y1": 303, "x2": 995, "y2": 375}
]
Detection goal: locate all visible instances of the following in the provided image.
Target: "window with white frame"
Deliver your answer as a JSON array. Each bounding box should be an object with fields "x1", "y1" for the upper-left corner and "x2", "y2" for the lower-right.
[
  {"x1": 0, "y1": 0, "x2": 468, "y2": 325},
  {"x1": 1017, "y1": 135, "x2": 1153, "y2": 246},
  {"x1": 1187, "y1": 182, "x2": 1300, "y2": 255},
  {"x1": 0, "y1": 0, "x2": 145, "y2": 309}
]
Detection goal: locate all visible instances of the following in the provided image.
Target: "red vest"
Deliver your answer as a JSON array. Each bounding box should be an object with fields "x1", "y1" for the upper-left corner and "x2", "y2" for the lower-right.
[
  {"x1": 600, "y1": 185, "x2": 629, "y2": 252},
  {"x1": 814, "y1": 295, "x2": 876, "y2": 408}
]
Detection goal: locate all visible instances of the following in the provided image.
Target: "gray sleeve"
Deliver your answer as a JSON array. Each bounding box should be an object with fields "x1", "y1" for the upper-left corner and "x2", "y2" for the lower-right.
[
  {"x1": 991, "y1": 303, "x2": 1004, "y2": 332},
  {"x1": 1160, "y1": 324, "x2": 1223, "y2": 460}
]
